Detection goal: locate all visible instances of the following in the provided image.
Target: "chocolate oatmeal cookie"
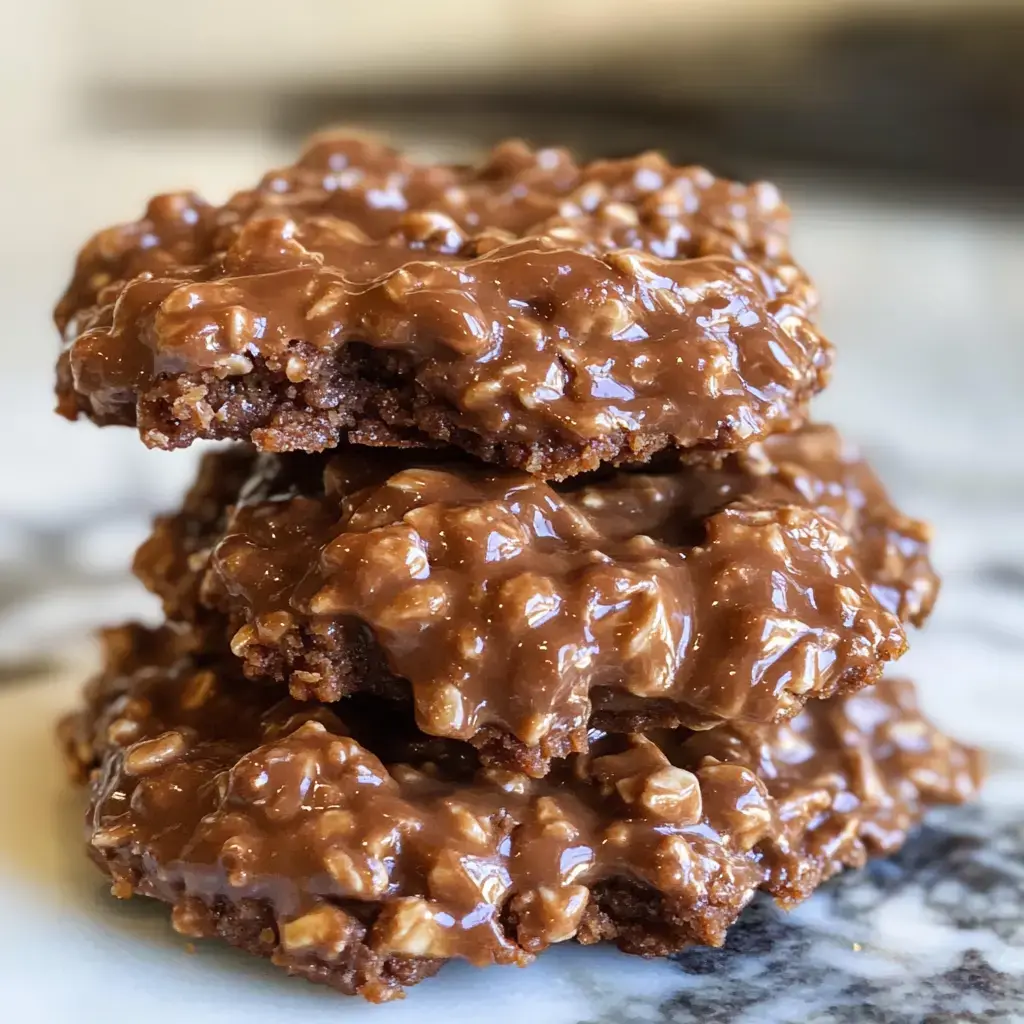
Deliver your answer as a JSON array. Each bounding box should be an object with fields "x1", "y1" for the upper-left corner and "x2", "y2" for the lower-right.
[
  {"x1": 56, "y1": 135, "x2": 830, "y2": 478},
  {"x1": 60, "y1": 625, "x2": 979, "y2": 1002},
  {"x1": 133, "y1": 424, "x2": 930, "y2": 775}
]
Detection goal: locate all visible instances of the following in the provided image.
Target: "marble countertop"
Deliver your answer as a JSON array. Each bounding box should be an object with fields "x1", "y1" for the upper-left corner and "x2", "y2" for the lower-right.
[{"x1": 0, "y1": 126, "x2": 1022, "y2": 1022}]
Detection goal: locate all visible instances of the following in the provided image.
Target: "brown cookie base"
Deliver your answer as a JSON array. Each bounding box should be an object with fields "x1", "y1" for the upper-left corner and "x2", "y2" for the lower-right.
[{"x1": 61, "y1": 349, "x2": 809, "y2": 482}]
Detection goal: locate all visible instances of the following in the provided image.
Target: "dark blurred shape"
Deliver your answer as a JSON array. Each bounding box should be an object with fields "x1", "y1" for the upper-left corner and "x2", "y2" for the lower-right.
[
  {"x1": 84, "y1": 9, "x2": 1024, "y2": 191},
  {"x1": 703, "y1": 12, "x2": 1024, "y2": 188}
]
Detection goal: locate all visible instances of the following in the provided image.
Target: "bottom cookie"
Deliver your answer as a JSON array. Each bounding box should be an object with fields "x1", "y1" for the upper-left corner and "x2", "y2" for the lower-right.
[{"x1": 60, "y1": 625, "x2": 980, "y2": 1002}]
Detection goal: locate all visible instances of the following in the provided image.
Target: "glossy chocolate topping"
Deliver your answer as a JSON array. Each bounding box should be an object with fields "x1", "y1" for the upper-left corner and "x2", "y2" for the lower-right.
[
  {"x1": 61, "y1": 625, "x2": 980, "y2": 1002},
  {"x1": 56, "y1": 135, "x2": 830, "y2": 477},
  {"x1": 133, "y1": 425, "x2": 927, "y2": 772}
]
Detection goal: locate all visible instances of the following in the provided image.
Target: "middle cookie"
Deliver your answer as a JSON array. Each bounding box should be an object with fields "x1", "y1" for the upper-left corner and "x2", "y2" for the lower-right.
[{"x1": 135, "y1": 424, "x2": 935, "y2": 775}]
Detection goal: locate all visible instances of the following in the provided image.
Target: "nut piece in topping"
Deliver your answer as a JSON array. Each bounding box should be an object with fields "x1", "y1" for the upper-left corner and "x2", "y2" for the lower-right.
[{"x1": 279, "y1": 904, "x2": 359, "y2": 960}]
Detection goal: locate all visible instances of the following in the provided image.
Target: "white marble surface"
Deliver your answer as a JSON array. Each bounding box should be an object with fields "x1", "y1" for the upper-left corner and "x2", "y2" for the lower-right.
[{"x1": 0, "y1": 120, "x2": 1022, "y2": 1020}]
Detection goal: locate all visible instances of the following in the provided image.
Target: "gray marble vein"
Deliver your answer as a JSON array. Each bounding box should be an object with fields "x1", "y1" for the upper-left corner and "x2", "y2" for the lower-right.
[{"x1": 578, "y1": 805, "x2": 1024, "y2": 1024}]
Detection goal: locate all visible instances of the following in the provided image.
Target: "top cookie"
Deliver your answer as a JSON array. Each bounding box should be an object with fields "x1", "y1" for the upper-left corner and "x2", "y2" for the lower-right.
[{"x1": 55, "y1": 135, "x2": 830, "y2": 478}]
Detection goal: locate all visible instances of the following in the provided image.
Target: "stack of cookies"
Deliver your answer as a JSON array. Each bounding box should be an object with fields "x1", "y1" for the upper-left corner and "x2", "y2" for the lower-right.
[{"x1": 56, "y1": 135, "x2": 981, "y2": 1002}]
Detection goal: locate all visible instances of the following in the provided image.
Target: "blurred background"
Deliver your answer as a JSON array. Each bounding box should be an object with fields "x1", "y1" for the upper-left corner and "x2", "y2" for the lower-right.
[{"x1": 1, "y1": 0, "x2": 1023, "y2": 706}]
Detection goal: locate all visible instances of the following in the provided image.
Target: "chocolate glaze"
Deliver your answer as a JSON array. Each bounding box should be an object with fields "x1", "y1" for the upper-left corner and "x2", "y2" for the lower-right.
[
  {"x1": 60, "y1": 625, "x2": 980, "y2": 1002},
  {"x1": 132, "y1": 424, "x2": 929, "y2": 774},
  {"x1": 55, "y1": 135, "x2": 830, "y2": 478}
]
